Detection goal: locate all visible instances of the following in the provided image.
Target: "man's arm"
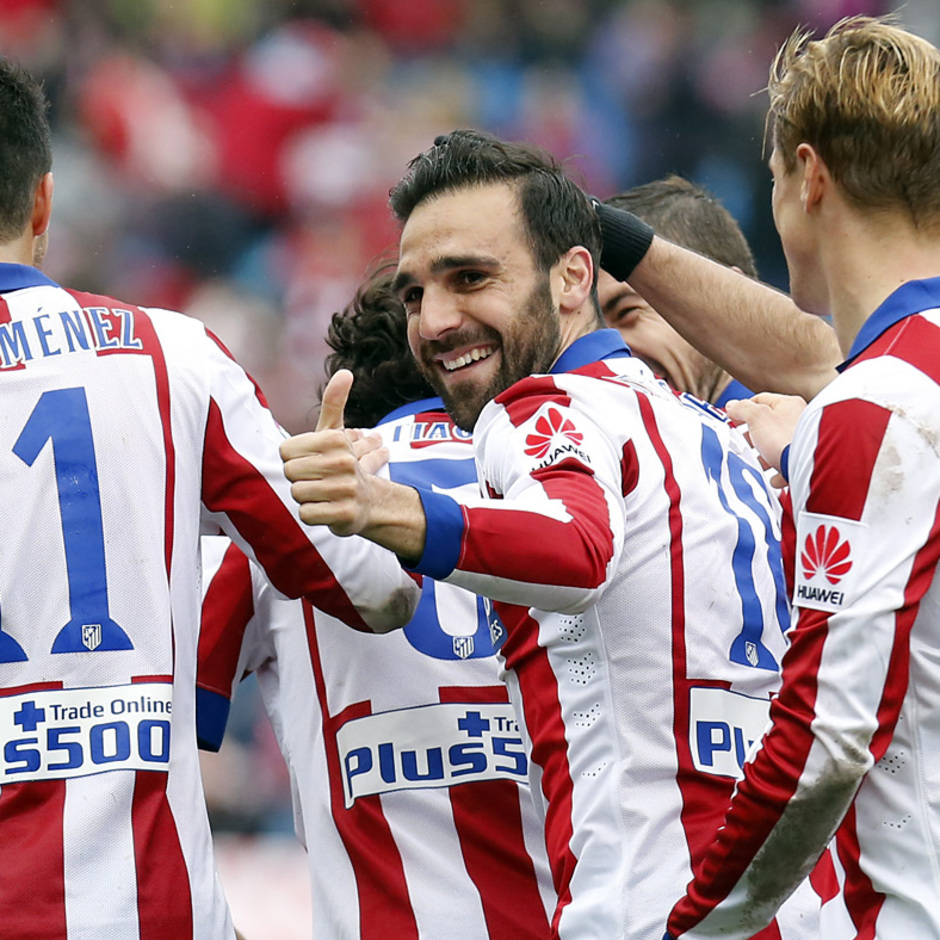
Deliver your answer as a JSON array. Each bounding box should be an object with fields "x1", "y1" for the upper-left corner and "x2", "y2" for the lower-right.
[
  {"x1": 665, "y1": 390, "x2": 932, "y2": 938},
  {"x1": 199, "y1": 334, "x2": 419, "y2": 633},
  {"x1": 596, "y1": 204, "x2": 842, "y2": 400},
  {"x1": 283, "y1": 371, "x2": 624, "y2": 616}
]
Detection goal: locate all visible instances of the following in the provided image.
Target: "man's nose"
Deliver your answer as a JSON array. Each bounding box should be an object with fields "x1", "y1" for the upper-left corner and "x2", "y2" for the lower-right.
[{"x1": 417, "y1": 285, "x2": 463, "y2": 340}]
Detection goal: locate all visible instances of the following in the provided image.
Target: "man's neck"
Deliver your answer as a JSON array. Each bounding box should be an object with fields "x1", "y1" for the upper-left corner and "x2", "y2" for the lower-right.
[
  {"x1": 553, "y1": 307, "x2": 602, "y2": 366},
  {"x1": 823, "y1": 214, "x2": 940, "y2": 356},
  {"x1": 0, "y1": 238, "x2": 38, "y2": 268}
]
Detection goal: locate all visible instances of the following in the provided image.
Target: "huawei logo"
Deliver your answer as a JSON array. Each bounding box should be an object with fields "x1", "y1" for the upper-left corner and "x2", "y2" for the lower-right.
[
  {"x1": 524, "y1": 407, "x2": 583, "y2": 459},
  {"x1": 801, "y1": 525, "x2": 853, "y2": 584}
]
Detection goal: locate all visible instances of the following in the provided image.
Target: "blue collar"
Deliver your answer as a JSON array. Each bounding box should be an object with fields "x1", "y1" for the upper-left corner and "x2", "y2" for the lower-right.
[
  {"x1": 0, "y1": 262, "x2": 59, "y2": 293},
  {"x1": 550, "y1": 328, "x2": 631, "y2": 374},
  {"x1": 714, "y1": 378, "x2": 752, "y2": 409},
  {"x1": 379, "y1": 396, "x2": 446, "y2": 424},
  {"x1": 842, "y1": 276, "x2": 940, "y2": 370}
]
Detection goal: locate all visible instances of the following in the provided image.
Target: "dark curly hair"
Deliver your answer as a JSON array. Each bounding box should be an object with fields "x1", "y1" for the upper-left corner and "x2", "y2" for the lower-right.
[{"x1": 322, "y1": 259, "x2": 434, "y2": 428}]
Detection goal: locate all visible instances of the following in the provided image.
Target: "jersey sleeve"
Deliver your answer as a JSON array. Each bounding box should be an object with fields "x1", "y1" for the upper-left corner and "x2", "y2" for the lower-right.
[
  {"x1": 665, "y1": 389, "x2": 940, "y2": 938},
  {"x1": 411, "y1": 375, "x2": 626, "y2": 614},
  {"x1": 197, "y1": 329, "x2": 419, "y2": 633},
  {"x1": 196, "y1": 536, "x2": 273, "y2": 751}
]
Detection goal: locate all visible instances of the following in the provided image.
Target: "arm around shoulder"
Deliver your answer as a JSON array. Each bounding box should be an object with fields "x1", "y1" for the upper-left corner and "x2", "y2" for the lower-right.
[{"x1": 620, "y1": 236, "x2": 841, "y2": 400}]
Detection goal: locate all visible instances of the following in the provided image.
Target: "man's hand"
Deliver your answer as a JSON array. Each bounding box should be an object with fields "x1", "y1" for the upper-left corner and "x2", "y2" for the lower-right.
[
  {"x1": 725, "y1": 392, "x2": 807, "y2": 486},
  {"x1": 280, "y1": 370, "x2": 387, "y2": 536}
]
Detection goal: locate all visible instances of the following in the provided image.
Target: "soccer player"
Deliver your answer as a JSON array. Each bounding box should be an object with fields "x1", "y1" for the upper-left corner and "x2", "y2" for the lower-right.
[
  {"x1": 655, "y1": 16, "x2": 940, "y2": 939},
  {"x1": 598, "y1": 176, "x2": 757, "y2": 407},
  {"x1": 280, "y1": 129, "x2": 805, "y2": 939},
  {"x1": 0, "y1": 58, "x2": 416, "y2": 938},
  {"x1": 199, "y1": 264, "x2": 555, "y2": 939}
]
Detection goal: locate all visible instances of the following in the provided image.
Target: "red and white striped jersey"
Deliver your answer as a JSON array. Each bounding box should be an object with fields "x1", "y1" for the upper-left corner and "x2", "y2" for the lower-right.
[
  {"x1": 666, "y1": 279, "x2": 940, "y2": 939},
  {"x1": 410, "y1": 330, "x2": 812, "y2": 940},
  {"x1": 0, "y1": 264, "x2": 416, "y2": 940},
  {"x1": 198, "y1": 398, "x2": 555, "y2": 940}
]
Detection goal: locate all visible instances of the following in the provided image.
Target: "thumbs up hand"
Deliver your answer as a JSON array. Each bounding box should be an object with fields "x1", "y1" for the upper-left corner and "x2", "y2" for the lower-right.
[
  {"x1": 280, "y1": 370, "x2": 389, "y2": 535},
  {"x1": 315, "y1": 368, "x2": 353, "y2": 433}
]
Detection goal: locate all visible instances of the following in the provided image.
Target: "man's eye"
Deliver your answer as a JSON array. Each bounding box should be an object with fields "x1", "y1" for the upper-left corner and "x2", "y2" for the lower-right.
[
  {"x1": 610, "y1": 305, "x2": 642, "y2": 324},
  {"x1": 459, "y1": 271, "x2": 485, "y2": 286},
  {"x1": 402, "y1": 287, "x2": 422, "y2": 307}
]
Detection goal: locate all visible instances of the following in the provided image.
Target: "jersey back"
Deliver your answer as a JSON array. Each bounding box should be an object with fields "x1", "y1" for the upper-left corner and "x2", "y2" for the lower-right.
[{"x1": 199, "y1": 399, "x2": 555, "y2": 940}]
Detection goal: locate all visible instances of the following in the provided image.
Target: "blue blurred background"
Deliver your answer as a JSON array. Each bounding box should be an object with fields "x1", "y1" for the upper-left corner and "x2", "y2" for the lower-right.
[{"x1": 4, "y1": 0, "x2": 922, "y2": 933}]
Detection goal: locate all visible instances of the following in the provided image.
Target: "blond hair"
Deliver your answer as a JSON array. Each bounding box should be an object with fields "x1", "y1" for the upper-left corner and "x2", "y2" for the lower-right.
[{"x1": 768, "y1": 16, "x2": 940, "y2": 227}]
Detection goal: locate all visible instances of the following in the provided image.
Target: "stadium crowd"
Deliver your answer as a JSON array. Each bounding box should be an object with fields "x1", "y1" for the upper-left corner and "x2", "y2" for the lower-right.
[
  {"x1": 0, "y1": 3, "x2": 936, "y2": 940},
  {"x1": 3, "y1": 0, "x2": 901, "y2": 436}
]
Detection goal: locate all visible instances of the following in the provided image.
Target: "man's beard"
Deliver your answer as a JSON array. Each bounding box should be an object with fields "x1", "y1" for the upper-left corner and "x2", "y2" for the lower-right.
[{"x1": 418, "y1": 274, "x2": 560, "y2": 432}]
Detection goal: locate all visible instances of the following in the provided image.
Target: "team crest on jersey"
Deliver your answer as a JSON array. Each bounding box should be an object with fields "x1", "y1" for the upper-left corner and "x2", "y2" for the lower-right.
[
  {"x1": 794, "y1": 514, "x2": 864, "y2": 612},
  {"x1": 523, "y1": 406, "x2": 591, "y2": 470},
  {"x1": 453, "y1": 635, "x2": 475, "y2": 659},
  {"x1": 82, "y1": 623, "x2": 102, "y2": 651},
  {"x1": 745, "y1": 641, "x2": 759, "y2": 667}
]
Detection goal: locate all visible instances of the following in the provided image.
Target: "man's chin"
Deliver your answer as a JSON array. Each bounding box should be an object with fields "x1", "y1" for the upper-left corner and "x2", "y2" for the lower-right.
[{"x1": 439, "y1": 391, "x2": 484, "y2": 433}]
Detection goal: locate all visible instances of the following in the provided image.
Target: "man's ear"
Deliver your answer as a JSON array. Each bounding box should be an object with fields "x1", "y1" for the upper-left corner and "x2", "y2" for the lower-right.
[
  {"x1": 555, "y1": 245, "x2": 594, "y2": 314},
  {"x1": 31, "y1": 172, "x2": 53, "y2": 237},
  {"x1": 796, "y1": 143, "x2": 828, "y2": 212}
]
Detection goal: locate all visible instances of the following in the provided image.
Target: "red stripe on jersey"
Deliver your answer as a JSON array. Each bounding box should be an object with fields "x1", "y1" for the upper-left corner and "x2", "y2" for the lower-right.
[
  {"x1": 132, "y1": 771, "x2": 193, "y2": 940},
  {"x1": 497, "y1": 604, "x2": 577, "y2": 936},
  {"x1": 198, "y1": 542, "x2": 254, "y2": 697},
  {"x1": 635, "y1": 394, "x2": 735, "y2": 862},
  {"x1": 868, "y1": 494, "x2": 940, "y2": 762},
  {"x1": 123, "y1": 305, "x2": 177, "y2": 576},
  {"x1": 449, "y1": 778, "x2": 551, "y2": 940},
  {"x1": 632, "y1": 395, "x2": 692, "y2": 793},
  {"x1": 620, "y1": 439, "x2": 639, "y2": 497},
  {"x1": 0, "y1": 781, "x2": 67, "y2": 939},
  {"x1": 439, "y1": 685, "x2": 551, "y2": 940},
  {"x1": 805, "y1": 400, "x2": 890, "y2": 521},
  {"x1": 303, "y1": 603, "x2": 419, "y2": 940},
  {"x1": 205, "y1": 329, "x2": 271, "y2": 410},
  {"x1": 201, "y1": 399, "x2": 370, "y2": 630},
  {"x1": 495, "y1": 376, "x2": 572, "y2": 428},
  {"x1": 752, "y1": 920, "x2": 783, "y2": 940},
  {"x1": 854, "y1": 310, "x2": 940, "y2": 386},
  {"x1": 834, "y1": 805, "x2": 885, "y2": 938},
  {"x1": 459, "y1": 461, "x2": 614, "y2": 590},
  {"x1": 809, "y1": 848, "x2": 840, "y2": 904},
  {"x1": 0, "y1": 296, "x2": 10, "y2": 323},
  {"x1": 0, "y1": 681, "x2": 62, "y2": 695},
  {"x1": 668, "y1": 611, "x2": 832, "y2": 934}
]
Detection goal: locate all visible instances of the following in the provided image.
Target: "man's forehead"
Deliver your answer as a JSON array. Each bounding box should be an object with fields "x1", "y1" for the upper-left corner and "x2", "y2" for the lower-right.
[{"x1": 398, "y1": 184, "x2": 526, "y2": 265}]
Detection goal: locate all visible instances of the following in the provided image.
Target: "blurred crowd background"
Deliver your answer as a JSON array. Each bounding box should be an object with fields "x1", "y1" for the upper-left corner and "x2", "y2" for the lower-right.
[{"x1": 3, "y1": 0, "x2": 922, "y2": 924}]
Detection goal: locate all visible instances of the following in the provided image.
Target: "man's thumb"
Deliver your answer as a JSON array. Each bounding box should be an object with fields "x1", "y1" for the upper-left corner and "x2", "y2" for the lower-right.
[{"x1": 317, "y1": 369, "x2": 353, "y2": 431}]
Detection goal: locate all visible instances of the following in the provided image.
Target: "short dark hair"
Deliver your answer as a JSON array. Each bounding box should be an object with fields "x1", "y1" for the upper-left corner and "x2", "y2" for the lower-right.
[
  {"x1": 389, "y1": 128, "x2": 602, "y2": 279},
  {"x1": 0, "y1": 58, "x2": 52, "y2": 243},
  {"x1": 322, "y1": 260, "x2": 434, "y2": 428},
  {"x1": 605, "y1": 176, "x2": 757, "y2": 278}
]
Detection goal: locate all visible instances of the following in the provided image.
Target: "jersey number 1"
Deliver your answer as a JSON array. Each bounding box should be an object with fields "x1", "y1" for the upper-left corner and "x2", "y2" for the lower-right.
[{"x1": 0, "y1": 387, "x2": 133, "y2": 662}]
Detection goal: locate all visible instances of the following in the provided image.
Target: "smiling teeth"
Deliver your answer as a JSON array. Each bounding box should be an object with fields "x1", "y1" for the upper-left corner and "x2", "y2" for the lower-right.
[{"x1": 443, "y1": 347, "x2": 494, "y2": 371}]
